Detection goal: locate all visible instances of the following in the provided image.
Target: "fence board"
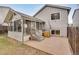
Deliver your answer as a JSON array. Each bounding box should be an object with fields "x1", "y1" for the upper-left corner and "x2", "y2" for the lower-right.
[{"x1": 68, "y1": 27, "x2": 79, "y2": 54}]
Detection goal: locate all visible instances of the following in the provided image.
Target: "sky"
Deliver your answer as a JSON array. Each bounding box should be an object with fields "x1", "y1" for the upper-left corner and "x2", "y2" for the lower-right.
[{"x1": 0, "y1": 4, "x2": 79, "y2": 24}]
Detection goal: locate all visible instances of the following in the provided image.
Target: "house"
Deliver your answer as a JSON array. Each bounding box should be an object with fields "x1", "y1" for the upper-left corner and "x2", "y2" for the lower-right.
[
  {"x1": 4, "y1": 7, "x2": 45, "y2": 42},
  {"x1": 34, "y1": 4, "x2": 71, "y2": 37},
  {"x1": 0, "y1": 6, "x2": 10, "y2": 34},
  {"x1": 73, "y1": 9, "x2": 79, "y2": 27}
]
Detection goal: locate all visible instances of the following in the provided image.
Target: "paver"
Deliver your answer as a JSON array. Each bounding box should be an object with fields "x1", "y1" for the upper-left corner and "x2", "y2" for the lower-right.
[{"x1": 24, "y1": 37, "x2": 72, "y2": 55}]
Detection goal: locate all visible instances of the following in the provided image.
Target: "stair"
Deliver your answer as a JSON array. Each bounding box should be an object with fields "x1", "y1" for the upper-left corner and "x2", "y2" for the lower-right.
[{"x1": 31, "y1": 30, "x2": 44, "y2": 41}]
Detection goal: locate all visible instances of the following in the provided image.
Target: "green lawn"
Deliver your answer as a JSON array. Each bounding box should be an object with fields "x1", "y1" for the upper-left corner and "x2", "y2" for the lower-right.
[
  {"x1": 0, "y1": 34, "x2": 48, "y2": 55},
  {"x1": 0, "y1": 35, "x2": 25, "y2": 54}
]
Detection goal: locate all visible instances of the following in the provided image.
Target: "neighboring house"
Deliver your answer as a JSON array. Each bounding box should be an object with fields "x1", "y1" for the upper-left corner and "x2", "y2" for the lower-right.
[
  {"x1": 4, "y1": 7, "x2": 45, "y2": 42},
  {"x1": 0, "y1": 6, "x2": 10, "y2": 34},
  {"x1": 34, "y1": 4, "x2": 71, "y2": 37},
  {"x1": 0, "y1": 6, "x2": 10, "y2": 23},
  {"x1": 73, "y1": 9, "x2": 79, "y2": 27}
]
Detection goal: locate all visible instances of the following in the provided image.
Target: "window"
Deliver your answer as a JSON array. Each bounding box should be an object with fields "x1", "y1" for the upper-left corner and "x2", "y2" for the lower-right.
[
  {"x1": 31, "y1": 21, "x2": 35, "y2": 29},
  {"x1": 14, "y1": 21, "x2": 17, "y2": 31},
  {"x1": 14, "y1": 20, "x2": 21, "y2": 32},
  {"x1": 39, "y1": 23, "x2": 42, "y2": 30},
  {"x1": 18, "y1": 23, "x2": 21, "y2": 32},
  {"x1": 9, "y1": 22, "x2": 13, "y2": 31},
  {"x1": 51, "y1": 30, "x2": 60, "y2": 35},
  {"x1": 36, "y1": 22, "x2": 39, "y2": 30},
  {"x1": 36, "y1": 22, "x2": 42, "y2": 30},
  {"x1": 51, "y1": 30, "x2": 55, "y2": 34},
  {"x1": 56, "y1": 30, "x2": 60, "y2": 35},
  {"x1": 51, "y1": 13, "x2": 60, "y2": 20},
  {"x1": 25, "y1": 20, "x2": 31, "y2": 34}
]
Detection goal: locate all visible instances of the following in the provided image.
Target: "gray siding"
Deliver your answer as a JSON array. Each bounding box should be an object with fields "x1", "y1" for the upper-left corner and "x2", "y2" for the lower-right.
[
  {"x1": 8, "y1": 31, "x2": 23, "y2": 41},
  {"x1": 73, "y1": 10, "x2": 79, "y2": 27},
  {"x1": 0, "y1": 8, "x2": 9, "y2": 24},
  {"x1": 8, "y1": 14, "x2": 23, "y2": 41},
  {"x1": 34, "y1": 7, "x2": 68, "y2": 37}
]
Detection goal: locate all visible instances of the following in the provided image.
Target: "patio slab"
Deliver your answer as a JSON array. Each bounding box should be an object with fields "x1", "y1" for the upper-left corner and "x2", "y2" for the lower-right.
[{"x1": 24, "y1": 37, "x2": 72, "y2": 55}]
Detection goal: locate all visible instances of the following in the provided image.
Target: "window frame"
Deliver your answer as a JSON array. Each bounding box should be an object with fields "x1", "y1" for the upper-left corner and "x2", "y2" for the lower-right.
[
  {"x1": 56, "y1": 30, "x2": 60, "y2": 35},
  {"x1": 51, "y1": 13, "x2": 60, "y2": 20},
  {"x1": 14, "y1": 20, "x2": 21, "y2": 32},
  {"x1": 51, "y1": 30, "x2": 60, "y2": 35},
  {"x1": 51, "y1": 30, "x2": 55, "y2": 34},
  {"x1": 9, "y1": 22, "x2": 13, "y2": 31}
]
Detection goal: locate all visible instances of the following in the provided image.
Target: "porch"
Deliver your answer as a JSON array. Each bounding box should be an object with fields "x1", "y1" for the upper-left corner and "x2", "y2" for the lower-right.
[
  {"x1": 8, "y1": 14, "x2": 45, "y2": 42},
  {"x1": 23, "y1": 18, "x2": 45, "y2": 41}
]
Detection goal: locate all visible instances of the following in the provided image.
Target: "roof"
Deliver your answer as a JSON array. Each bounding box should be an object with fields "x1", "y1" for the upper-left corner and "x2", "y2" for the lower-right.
[
  {"x1": 0, "y1": 6, "x2": 10, "y2": 9},
  {"x1": 0, "y1": 6, "x2": 13, "y2": 24},
  {"x1": 34, "y1": 4, "x2": 71, "y2": 17},
  {"x1": 72, "y1": 9, "x2": 79, "y2": 18},
  {"x1": 3, "y1": 6, "x2": 44, "y2": 23},
  {"x1": 15, "y1": 11, "x2": 44, "y2": 22}
]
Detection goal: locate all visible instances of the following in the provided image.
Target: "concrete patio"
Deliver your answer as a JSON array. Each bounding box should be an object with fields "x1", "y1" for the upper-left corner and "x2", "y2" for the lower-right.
[{"x1": 24, "y1": 37, "x2": 73, "y2": 55}]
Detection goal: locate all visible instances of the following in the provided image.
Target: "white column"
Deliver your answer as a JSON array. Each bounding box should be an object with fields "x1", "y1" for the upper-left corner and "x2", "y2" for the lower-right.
[
  {"x1": 21, "y1": 19, "x2": 24, "y2": 43},
  {"x1": 35, "y1": 22, "x2": 36, "y2": 31}
]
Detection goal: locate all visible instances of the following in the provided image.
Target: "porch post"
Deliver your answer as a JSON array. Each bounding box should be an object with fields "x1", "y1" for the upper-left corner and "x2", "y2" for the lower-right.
[
  {"x1": 35, "y1": 21, "x2": 36, "y2": 33},
  {"x1": 38, "y1": 22, "x2": 40, "y2": 30},
  {"x1": 21, "y1": 19, "x2": 24, "y2": 43},
  {"x1": 7, "y1": 22, "x2": 10, "y2": 37},
  {"x1": 30, "y1": 21, "x2": 32, "y2": 40}
]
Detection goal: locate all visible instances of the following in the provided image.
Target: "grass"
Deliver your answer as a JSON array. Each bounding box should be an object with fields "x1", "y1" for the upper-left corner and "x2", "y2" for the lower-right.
[
  {"x1": 0, "y1": 35, "x2": 23, "y2": 54},
  {"x1": 0, "y1": 34, "x2": 48, "y2": 55}
]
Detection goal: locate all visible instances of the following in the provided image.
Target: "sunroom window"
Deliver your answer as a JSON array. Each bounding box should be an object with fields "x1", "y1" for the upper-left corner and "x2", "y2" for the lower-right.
[{"x1": 14, "y1": 20, "x2": 21, "y2": 32}]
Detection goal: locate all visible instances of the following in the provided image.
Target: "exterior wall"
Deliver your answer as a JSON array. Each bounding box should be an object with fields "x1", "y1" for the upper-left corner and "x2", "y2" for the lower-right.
[
  {"x1": 24, "y1": 35, "x2": 30, "y2": 41},
  {"x1": 34, "y1": 7, "x2": 68, "y2": 37},
  {"x1": 8, "y1": 31, "x2": 23, "y2": 41},
  {"x1": 73, "y1": 10, "x2": 79, "y2": 27},
  {"x1": 0, "y1": 8, "x2": 9, "y2": 23},
  {"x1": 8, "y1": 14, "x2": 23, "y2": 41},
  {"x1": 8, "y1": 13, "x2": 30, "y2": 41}
]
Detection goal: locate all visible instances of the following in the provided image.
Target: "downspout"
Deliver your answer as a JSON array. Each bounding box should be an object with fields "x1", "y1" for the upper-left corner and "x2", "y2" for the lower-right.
[{"x1": 48, "y1": 20, "x2": 51, "y2": 36}]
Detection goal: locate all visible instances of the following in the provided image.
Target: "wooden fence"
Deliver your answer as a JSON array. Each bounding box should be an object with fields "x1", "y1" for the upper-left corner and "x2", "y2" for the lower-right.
[
  {"x1": 67, "y1": 27, "x2": 79, "y2": 54},
  {"x1": 0, "y1": 26, "x2": 8, "y2": 34}
]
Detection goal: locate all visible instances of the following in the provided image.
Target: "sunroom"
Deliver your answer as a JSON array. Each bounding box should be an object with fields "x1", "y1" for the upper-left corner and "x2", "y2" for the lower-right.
[{"x1": 8, "y1": 14, "x2": 45, "y2": 42}]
